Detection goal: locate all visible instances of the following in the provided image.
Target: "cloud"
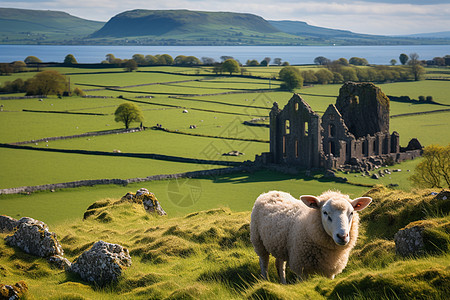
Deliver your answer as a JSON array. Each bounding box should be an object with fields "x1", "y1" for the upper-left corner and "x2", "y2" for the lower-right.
[{"x1": 1, "y1": 0, "x2": 449, "y2": 35}]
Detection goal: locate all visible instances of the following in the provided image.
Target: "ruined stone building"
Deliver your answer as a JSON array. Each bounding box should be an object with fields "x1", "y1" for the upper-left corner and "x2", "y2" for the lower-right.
[{"x1": 257, "y1": 82, "x2": 422, "y2": 171}]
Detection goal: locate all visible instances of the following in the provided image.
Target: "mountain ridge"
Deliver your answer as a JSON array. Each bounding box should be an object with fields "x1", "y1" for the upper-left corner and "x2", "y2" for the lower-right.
[{"x1": 1, "y1": 7, "x2": 449, "y2": 46}]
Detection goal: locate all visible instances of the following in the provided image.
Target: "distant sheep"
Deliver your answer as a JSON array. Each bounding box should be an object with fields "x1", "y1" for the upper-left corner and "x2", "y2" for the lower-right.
[{"x1": 250, "y1": 190, "x2": 371, "y2": 283}]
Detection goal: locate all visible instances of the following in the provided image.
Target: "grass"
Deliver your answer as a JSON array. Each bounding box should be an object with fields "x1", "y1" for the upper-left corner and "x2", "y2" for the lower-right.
[
  {"x1": 1, "y1": 187, "x2": 448, "y2": 299},
  {"x1": 0, "y1": 169, "x2": 368, "y2": 226}
]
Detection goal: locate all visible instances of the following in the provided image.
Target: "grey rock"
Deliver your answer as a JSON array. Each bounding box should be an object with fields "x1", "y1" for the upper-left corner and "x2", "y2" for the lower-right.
[
  {"x1": 394, "y1": 226, "x2": 425, "y2": 257},
  {"x1": 4, "y1": 218, "x2": 63, "y2": 258},
  {"x1": 69, "y1": 240, "x2": 132, "y2": 286},
  {"x1": 0, "y1": 215, "x2": 18, "y2": 233},
  {"x1": 371, "y1": 173, "x2": 379, "y2": 179},
  {"x1": 48, "y1": 255, "x2": 72, "y2": 270}
]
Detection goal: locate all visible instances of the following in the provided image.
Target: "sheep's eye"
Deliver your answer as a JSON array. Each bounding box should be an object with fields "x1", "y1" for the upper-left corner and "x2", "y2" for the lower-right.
[
  {"x1": 328, "y1": 216, "x2": 332, "y2": 222},
  {"x1": 323, "y1": 211, "x2": 328, "y2": 216}
]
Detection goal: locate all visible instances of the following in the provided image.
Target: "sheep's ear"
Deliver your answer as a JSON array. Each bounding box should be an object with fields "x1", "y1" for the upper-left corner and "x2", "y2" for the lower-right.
[
  {"x1": 351, "y1": 197, "x2": 372, "y2": 211},
  {"x1": 301, "y1": 195, "x2": 320, "y2": 209}
]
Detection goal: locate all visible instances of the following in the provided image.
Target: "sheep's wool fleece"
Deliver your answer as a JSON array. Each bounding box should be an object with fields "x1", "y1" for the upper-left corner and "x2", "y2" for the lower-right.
[{"x1": 250, "y1": 190, "x2": 360, "y2": 278}]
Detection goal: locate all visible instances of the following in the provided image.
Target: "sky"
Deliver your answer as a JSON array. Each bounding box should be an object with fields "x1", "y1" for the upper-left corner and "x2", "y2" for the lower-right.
[{"x1": 1, "y1": 0, "x2": 450, "y2": 35}]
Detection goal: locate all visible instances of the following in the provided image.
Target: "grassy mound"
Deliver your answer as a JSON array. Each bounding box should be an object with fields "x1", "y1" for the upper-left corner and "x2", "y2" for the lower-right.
[{"x1": 1, "y1": 187, "x2": 449, "y2": 299}]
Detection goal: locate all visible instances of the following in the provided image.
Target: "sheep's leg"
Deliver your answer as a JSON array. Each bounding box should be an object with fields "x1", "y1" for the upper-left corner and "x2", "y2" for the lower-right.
[
  {"x1": 259, "y1": 255, "x2": 269, "y2": 280},
  {"x1": 275, "y1": 258, "x2": 287, "y2": 284}
]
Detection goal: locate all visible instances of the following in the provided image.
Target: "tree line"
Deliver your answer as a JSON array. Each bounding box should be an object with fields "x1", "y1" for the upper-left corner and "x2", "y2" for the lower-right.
[{"x1": 0, "y1": 70, "x2": 83, "y2": 96}]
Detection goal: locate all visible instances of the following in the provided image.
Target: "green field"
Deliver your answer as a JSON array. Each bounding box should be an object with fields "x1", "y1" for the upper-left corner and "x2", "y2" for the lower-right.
[
  {"x1": 0, "y1": 65, "x2": 448, "y2": 216},
  {"x1": 1, "y1": 187, "x2": 448, "y2": 299}
]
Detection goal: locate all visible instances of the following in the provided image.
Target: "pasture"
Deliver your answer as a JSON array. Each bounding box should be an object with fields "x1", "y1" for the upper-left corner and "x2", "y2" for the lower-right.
[{"x1": 0, "y1": 64, "x2": 449, "y2": 225}]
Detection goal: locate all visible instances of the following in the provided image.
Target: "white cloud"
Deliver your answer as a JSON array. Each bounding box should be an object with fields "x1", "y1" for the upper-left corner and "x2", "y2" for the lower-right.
[{"x1": 1, "y1": 0, "x2": 449, "y2": 35}]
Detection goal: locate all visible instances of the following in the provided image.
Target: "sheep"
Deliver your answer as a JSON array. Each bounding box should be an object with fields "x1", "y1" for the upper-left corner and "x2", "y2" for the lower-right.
[{"x1": 250, "y1": 190, "x2": 371, "y2": 284}]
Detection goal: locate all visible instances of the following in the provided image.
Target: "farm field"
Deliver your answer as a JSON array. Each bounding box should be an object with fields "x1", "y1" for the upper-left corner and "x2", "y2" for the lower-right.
[
  {"x1": 0, "y1": 64, "x2": 449, "y2": 300},
  {"x1": 1, "y1": 65, "x2": 449, "y2": 219}
]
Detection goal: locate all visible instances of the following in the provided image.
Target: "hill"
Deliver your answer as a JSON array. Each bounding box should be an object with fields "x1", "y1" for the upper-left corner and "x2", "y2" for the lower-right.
[
  {"x1": 268, "y1": 20, "x2": 450, "y2": 45},
  {"x1": 405, "y1": 31, "x2": 450, "y2": 39},
  {"x1": 91, "y1": 9, "x2": 279, "y2": 38},
  {"x1": 1, "y1": 7, "x2": 450, "y2": 45},
  {"x1": 0, "y1": 7, "x2": 104, "y2": 44},
  {"x1": 1, "y1": 187, "x2": 449, "y2": 299}
]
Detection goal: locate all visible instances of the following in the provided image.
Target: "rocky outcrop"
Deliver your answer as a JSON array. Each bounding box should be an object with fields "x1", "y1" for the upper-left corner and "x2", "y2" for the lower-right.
[
  {"x1": 4, "y1": 217, "x2": 64, "y2": 258},
  {"x1": 0, "y1": 215, "x2": 18, "y2": 233},
  {"x1": 120, "y1": 188, "x2": 167, "y2": 216},
  {"x1": 394, "y1": 224, "x2": 425, "y2": 257},
  {"x1": 0, "y1": 281, "x2": 28, "y2": 300},
  {"x1": 69, "y1": 240, "x2": 132, "y2": 286},
  {"x1": 335, "y1": 82, "x2": 390, "y2": 138}
]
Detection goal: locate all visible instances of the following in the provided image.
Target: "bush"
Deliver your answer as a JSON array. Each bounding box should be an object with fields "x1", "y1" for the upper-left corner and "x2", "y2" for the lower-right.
[
  {"x1": 278, "y1": 66, "x2": 303, "y2": 91},
  {"x1": 73, "y1": 87, "x2": 85, "y2": 97}
]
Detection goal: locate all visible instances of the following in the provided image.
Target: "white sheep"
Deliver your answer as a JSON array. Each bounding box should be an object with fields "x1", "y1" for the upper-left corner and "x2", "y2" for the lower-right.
[{"x1": 250, "y1": 190, "x2": 371, "y2": 284}]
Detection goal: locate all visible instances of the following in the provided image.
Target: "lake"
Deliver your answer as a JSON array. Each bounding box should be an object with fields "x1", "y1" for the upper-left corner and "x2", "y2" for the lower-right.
[{"x1": 0, "y1": 44, "x2": 449, "y2": 65}]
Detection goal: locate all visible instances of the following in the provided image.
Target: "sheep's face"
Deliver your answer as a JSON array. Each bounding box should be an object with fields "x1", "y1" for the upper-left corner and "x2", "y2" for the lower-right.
[{"x1": 301, "y1": 194, "x2": 372, "y2": 246}]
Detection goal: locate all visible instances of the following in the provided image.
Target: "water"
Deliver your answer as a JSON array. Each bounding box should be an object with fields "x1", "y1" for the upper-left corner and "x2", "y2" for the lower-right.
[{"x1": 0, "y1": 44, "x2": 449, "y2": 65}]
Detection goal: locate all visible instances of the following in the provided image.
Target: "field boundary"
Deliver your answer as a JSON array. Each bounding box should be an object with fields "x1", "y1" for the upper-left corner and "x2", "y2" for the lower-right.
[
  {"x1": 151, "y1": 126, "x2": 269, "y2": 143},
  {"x1": 390, "y1": 108, "x2": 450, "y2": 118},
  {"x1": 11, "y1": 128, "x2": 143, "y2": 145},
  {"x1": 0, "y1": 143, "x2": 241, "y2": 167},
  {"x1": 22, "y1": 109, "x2": 108, "y2": 116},
  {"x1": 0, "y1": 166, "x2": 246, "y2": 195}
]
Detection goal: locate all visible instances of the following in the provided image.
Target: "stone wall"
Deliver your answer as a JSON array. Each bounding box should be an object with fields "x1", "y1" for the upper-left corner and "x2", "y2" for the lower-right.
[{"x1": 0, "y1": 166, "x2": 247, "y2": 195}]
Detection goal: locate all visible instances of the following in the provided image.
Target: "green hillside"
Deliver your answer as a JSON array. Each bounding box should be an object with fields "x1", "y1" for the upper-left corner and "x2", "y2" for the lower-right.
[
  {"x1": 88, "y1": 9, "x2": 302, "y2": 45},
  {"x1": 0, "y1": 7, "x2": 104, "y2": 44},
  {"x1": 91, "y1": 9, "x2": 279, "y2": 38},
  {"x1": 1, "y1": 7, "x2": 450, "y2": 45},
  {"x1": 268, "y1": 20, "x2": 450, "y2": 45}
]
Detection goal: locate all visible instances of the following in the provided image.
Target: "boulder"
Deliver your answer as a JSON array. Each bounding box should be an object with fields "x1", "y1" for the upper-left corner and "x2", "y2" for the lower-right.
[
  {"x1": 48, "y1": 255, "x2": 72, "y2": 270},
  {"x1": 69, "y1": 240, "x2": 131, "y2": 286},
  {"x1": 0, "y1": 215, "x2": 18, "y2": 233},
  {"x1": 121, "y1": 188, "x2": 167, "y2": 216},
  {"x1": 4, "y1": 217, "x2": 64, "y2": 258},
  {"x1": 394, "y1": 225, "x2": 425, "y2": 257},
  {"x1": 222, "y1": 150, "x2": 244, "y2": 156},
  {"x1": 371, "y1": 173, "x2": 379, "y2": 179},
  {"x1": 0, "y1": 281, "x2": 28, "y2": 300}
]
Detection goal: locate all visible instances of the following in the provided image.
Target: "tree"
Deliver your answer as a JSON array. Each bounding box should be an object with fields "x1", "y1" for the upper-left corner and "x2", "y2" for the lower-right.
[
  {"x1": 274, "y1": 58, "x2": 282, "y2": 66},
  {"x1": 156, "y1": 54, "x2": 173, "y2": 65},
  {"x1": 278, "y1": 66, "x2": 303, "y2": 91},
  {"x1": 114, "y1": 103, "x2": 144, "y2": 129},
  {"x1": 399, "y1": 53, "x2": 409, "y2": 65},
  {"x1": 336, "y1": 58, "x2": 349, "y2": 66},
  {"x1": 246, "y1": 59, "x2": 259, "y2": 66},
  {"x1": 408, "y1": 52, "x2": 425, "y2": 81},
  {"x1": 132, "y1": 54, "x2": 146, "y2": 65},
  {"x1": 222, "y1": 59, "x2": 240, "y2": 75},
  {"x1": 349, "y1": 57, "x2": 368, "y2": 66},
  {"x1": 390, "y1": 59, "x2": 397, "y2": 66},
  {"x1": 201, "y1": 57, "x2": 215, "y2": 65},
  {"x1": 301, "y1": 70, "x2": 317, "y2": 84},
  {"x1": 409, "y1": 144, "x2": 450, "y2": 188},
  {"x1": 25, "y1": 70, "x2": 68, "y2": 96},
  {"x1": 11, "y1": 61, "x2": 26, "y2": 73},
  {"x1": 261, "y1": 57, "x2": 271, "y2": 66},
  {"x1": 314, "y1": 56, "x2": 330, "y2": 65},
  {"x1": 64, "y1": 54, "x2": 78, "y2": 65},
  {"x1": 73, "y1": 87, "x2": 85, "y2": 96},
  {"x1": 24, "y1": 56, "x2": 42, "y2": 64},
  {"x1": 144, "y1": 55, "x2": 157, "y2": 65},
  {"x1": 220, "y1": 56, "x2": 233, "y2": 62},
  {"x1": 105, "y1": 54, "x2": 119, "y2": 64},
  {"x1": 315, "y1": 69, "x2": 334, "y2": 84},
  {"x1": 124, "y1": 60, "x2": 138, "y2": 72}
]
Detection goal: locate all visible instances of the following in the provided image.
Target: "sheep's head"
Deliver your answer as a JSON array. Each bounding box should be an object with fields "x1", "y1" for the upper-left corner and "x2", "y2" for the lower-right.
[{"x1": 300, "y1": 194, "x2": 371, "y2": 246}]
